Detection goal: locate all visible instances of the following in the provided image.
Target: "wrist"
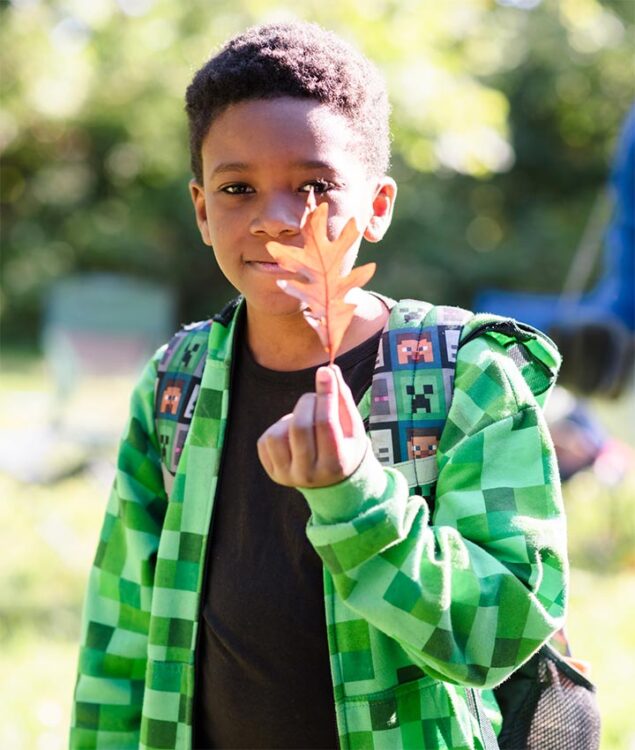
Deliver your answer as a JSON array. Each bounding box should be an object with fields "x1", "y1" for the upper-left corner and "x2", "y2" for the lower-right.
[{"x1": 300, "y1": 439, "x2": 389, "y2": 524}]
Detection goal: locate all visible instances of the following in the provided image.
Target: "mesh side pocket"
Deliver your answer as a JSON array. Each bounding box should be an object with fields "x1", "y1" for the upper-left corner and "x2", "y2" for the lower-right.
[{"x1": 495, "y1": 645, "x2": 601, "y2": 750}]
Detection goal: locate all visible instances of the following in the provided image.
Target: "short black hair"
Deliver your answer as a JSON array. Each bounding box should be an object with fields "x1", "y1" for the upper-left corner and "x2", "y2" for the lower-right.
[{"x1": 185, "y1": 21, "x2": 391, "y2": 183}]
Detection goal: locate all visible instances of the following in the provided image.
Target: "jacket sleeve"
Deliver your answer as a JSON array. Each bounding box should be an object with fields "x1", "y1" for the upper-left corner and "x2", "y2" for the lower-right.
[
  {"x1": 301, "y1": 333, "x2": 568, "y2": 689},
  {"x1": 70, "y1": 352, "x2": 168, "y2": 749}
]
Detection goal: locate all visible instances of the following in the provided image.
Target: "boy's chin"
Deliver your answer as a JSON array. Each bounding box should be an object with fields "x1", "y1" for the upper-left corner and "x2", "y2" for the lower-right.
[{"x1": 244, "y1": 291, "x2": 304, "y2": 319}]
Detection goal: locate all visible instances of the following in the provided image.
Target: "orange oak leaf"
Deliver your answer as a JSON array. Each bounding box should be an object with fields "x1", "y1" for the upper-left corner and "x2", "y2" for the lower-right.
[{"x1": 266, "y1": 189, "x2": 376, "y2": 364}]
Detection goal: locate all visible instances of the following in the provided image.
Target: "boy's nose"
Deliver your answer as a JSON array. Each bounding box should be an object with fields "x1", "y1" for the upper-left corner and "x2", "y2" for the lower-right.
[{"x1": 249, "y1": 194, "x2": 303, "y2": 238}]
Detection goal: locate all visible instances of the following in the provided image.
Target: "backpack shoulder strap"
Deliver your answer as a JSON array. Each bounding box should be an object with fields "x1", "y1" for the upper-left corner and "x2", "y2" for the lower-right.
[
  {"x1": 154, "y1": 296, "x2": 244, "y2": 493},
  {"x1": 154, "y1": 320, "x2": 211, "y2": 491},
  {"x1": 367, "y1": 299, "x2": 473, "y2": 503},
  {"x1": 367, "y1": 300, "x2": 502, "y2": 747}
]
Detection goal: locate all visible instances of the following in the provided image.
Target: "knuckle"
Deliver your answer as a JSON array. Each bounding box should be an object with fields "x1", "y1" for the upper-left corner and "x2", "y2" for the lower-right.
[
  {"x1": 323, "y1": 457, "x2": 344, "y2": 476},
  {"x1": 294, "y1": 443, "x2": 312, "y2": 460},
  {"x1": 314, "y1": 413, "x2": 332, "y2": 429},
  {"x1": 290, "y1": 421, "x2": 311, "y2": 440},
  {"x1": 262, "y1": 432, "x2": 277, "y2": 449},
  {"x1": 300, "y1": 469, "x2": 315, "y2": 486},
  {"x1": 270, "y1": 421, "x2": 289, "y2": 440},
  {"x1": 315, "y1": 419, "x2": 336, "y2": 440}
]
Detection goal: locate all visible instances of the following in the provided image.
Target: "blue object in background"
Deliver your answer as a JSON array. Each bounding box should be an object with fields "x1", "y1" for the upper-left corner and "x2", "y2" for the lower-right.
[{"x1": 475, "y1": 104, "x2": 635, "y2": 334}]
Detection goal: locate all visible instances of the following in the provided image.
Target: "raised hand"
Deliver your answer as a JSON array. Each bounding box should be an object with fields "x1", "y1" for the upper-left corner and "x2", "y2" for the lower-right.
[{"x1": 257, "y1": 365, "x2": 368, "y2": 489}]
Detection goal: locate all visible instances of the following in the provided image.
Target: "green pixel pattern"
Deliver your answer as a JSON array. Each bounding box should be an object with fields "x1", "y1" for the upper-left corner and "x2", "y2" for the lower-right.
[{"x1": 71, "y1": 298, "x2": 567, "y2": 750}]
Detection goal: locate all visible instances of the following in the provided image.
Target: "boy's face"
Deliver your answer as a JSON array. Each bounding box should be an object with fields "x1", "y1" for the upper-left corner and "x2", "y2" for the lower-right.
[{"x1": 190, "y1": 97, "x2": 396, "y2": 319}]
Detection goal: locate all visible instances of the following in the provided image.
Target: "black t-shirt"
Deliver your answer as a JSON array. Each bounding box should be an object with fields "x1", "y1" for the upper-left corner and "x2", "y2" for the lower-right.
[{"x1": 193, "y1": 324, "x2": 382, "y2": 750}]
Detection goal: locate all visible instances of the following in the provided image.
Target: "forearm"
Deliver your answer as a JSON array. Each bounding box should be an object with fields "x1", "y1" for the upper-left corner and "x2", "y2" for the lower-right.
[{"x1": 302, "y1": 409, "x2": 567, "y2": 688}]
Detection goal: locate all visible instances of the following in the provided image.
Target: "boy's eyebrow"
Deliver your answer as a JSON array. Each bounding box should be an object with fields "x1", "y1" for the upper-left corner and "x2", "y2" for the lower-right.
[
  {"x1": 210, "y1": 162, "x2": 250, "y2": 177},
  {"x1": 210, "y1": 160, "x2": 338, "y2": 178},
  {"x1": 293, "y1": 160, "x2": 338, "y2": 171}
]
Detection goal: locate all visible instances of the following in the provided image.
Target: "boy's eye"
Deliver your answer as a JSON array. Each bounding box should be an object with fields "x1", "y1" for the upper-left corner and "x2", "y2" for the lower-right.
[
  {"x1": 221, "y1": 183, "x2": 254, "y2": 195},
  {"x1": 300, "y1": 179, "x2": 335, "y2": 195}
]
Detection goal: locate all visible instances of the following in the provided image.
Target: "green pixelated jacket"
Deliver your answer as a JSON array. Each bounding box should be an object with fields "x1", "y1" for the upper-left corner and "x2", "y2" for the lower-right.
[{"x1": 70, "y1": 298, "x2": 567, "y2": 750}]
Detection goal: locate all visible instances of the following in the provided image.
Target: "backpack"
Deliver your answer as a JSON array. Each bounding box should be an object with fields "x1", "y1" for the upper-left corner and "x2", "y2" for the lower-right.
[{"x1": 154, "y1": 296, "x2": 600, "y2": 750}]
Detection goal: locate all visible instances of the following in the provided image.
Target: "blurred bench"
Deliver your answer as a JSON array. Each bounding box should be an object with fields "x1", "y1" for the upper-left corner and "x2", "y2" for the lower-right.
[{"x1": 42, "y1": 272, "x2": 176, "y2": 442}]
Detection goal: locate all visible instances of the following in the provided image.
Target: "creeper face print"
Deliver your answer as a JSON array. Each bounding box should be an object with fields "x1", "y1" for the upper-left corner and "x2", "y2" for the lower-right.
[
  {"x1": 181, "y1": 342, "x2": 200, "y2": 370},
  {"x1": 160, "y1": 383, "x2": 183, "y2": 415},
  {"x1": 405, "y1": 382, "x2": 435, "y2": 415},
  {"x1": 159, "y1": 433, "x2": 169, "y2": 461},
  {"x1": 407, "y1": 430, "x2": 439, "y2": 460},
  {"x1": 396, "y1": 302, "x2": 424, "y2": 325},
  {"x1": 396, "y1": 332, "x2": 434, "y2": 365}
]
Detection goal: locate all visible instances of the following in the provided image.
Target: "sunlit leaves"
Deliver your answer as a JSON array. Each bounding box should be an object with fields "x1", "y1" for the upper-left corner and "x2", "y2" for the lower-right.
[{"x1": 1, "y1": 0, "x2": 633, "y2": 344}]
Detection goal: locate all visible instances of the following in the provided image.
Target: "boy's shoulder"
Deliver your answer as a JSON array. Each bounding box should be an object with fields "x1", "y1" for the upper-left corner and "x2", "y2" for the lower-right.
[
  {"x1": 457, "y1": 312, "x2": 561, "y2": 408},
  {"x1": 373, "y1": 298, "x2": 559, "y2": 395}
]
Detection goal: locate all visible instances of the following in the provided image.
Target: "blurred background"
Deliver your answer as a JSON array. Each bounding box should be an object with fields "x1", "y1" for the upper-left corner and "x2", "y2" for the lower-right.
[{"x1": 1, "y1": 0, "x2": 634, "y2": 748}]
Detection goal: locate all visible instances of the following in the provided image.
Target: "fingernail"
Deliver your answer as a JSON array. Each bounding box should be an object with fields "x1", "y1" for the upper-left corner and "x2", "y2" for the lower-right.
[{"x1": 317, "y1": 367, "x2": 330, "y2": 383}]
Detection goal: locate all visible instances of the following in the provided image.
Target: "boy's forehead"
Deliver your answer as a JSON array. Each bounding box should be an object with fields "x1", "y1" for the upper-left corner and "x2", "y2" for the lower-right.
[{"x1": 202, "y1": 97, "x2": 365, "y2": 175}]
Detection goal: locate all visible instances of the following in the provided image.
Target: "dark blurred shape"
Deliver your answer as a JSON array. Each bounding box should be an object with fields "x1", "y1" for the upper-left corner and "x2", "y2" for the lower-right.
[
  {"x1": 547, "y1": 392, "x2": 607, "y2": 481},
  {"x1": 546, "y1": 386, "x2": 632, "y2": 485},
  {"x1": 475, "y1": 105, "x2": 635, "y2": 399},
  {"x1": 549, "y1": 319, "x2": 634, "y2": 399}
]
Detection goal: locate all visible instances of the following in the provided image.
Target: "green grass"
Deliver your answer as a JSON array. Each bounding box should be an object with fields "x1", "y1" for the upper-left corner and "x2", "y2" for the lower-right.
[
  {"x1": 1, "y1": 353, "x2": 634, "y2": 748},
  {"x1": 567, "y1": 568, "x2": 635, "y2": 749},
  {"x1": 0, "y1": 472, "x2": 104, "y2": 750}
]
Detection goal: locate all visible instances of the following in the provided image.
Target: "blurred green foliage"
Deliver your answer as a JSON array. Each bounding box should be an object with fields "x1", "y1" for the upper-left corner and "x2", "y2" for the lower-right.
[{"x1": 1, "y1": 0, "x2": 634, "y2": 343}]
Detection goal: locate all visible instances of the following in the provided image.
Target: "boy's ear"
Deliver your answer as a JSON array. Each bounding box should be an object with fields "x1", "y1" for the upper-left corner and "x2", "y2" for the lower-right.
[
  {"x1": 363, "y1": 177, "x2": 397, "y2": 243},
  {"x1": 189, "y1": 179, "x2": 213, "y2": 247}
]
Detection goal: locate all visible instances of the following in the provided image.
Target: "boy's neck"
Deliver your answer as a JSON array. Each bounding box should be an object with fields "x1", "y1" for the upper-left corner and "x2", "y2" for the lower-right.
[{"x1": 244, "y1": 292, "x2": 390, "y2": 372}]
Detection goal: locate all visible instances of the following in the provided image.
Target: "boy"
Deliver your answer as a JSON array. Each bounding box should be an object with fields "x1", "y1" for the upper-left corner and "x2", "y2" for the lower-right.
[{"x1": 71, "y1": 21, "x2": 567, "y2": 750}]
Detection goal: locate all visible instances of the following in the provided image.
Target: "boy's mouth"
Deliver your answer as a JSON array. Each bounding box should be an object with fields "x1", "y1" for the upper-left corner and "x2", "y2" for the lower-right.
[{"x1": 246, "y1": 260, "x2": 287, "y2": 274}]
